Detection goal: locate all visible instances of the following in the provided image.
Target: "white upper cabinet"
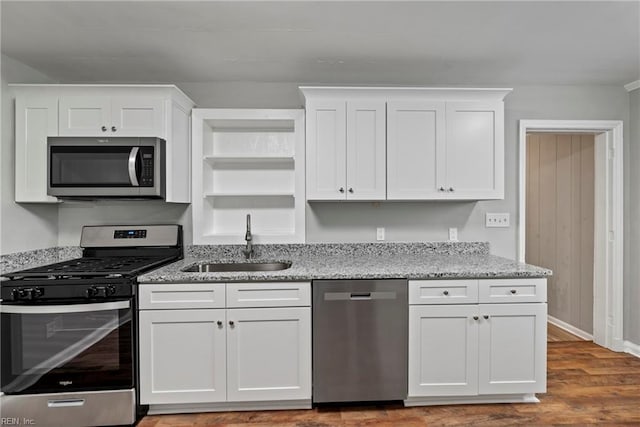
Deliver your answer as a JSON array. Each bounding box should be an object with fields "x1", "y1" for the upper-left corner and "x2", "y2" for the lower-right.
[
  {"x1": 305, "y1": 100, "x2": 347, "y2": 200},
  {"x1": 14, "y1": 95, "x2": 59, "y2": 203},
  {"x1": 304, "y1": 95, "x2": 386, "y2": 200},
  {"x1": 11, "y1": 85, "x2": 194, "y2": 203},
  {"x1": 301, "y1": 87, "x2": 511, "y2": 201},
  {"x1": 346, "y1": 100, "x2": 386, "y2": 200},
  {"x1": 59, "y1": 96, "x2": 165, "y2": 136},
  {"x1": 444, "y1": 102, "x2": 504, "y2": 199},
  {"x1": 387, "y1": 101, "x2": 446, "y2": 199}
]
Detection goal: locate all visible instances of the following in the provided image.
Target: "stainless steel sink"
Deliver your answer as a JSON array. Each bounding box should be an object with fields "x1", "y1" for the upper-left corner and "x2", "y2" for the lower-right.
[{"x1": 182, "y1": 261, "x2": 292, "y2": 273}]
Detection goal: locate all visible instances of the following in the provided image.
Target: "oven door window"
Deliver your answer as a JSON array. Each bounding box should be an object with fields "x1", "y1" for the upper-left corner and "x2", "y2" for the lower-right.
[
  {"x1": 50, "y1": 146, "x2": 139, "y2": 187},
  {"x1": 1, "y1": 300, "x2": 133, "y2": 394}
]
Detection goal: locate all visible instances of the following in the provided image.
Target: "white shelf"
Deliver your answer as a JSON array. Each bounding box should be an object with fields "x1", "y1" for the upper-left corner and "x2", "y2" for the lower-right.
[{"x1": 192, "y1": 108, "x2": 306, "y2": 245}]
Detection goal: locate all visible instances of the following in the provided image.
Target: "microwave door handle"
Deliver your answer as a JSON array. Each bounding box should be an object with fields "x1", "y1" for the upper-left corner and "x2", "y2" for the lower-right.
[{"x1": 128, "y1": 147, "x2": 140, "y2": 187}]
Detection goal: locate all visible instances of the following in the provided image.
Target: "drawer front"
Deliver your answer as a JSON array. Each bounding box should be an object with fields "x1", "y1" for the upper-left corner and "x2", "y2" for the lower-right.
[
  {"x1": 226, "y1": 282, "x2": 311, "y2": 308},
  {"x1": 139, "y1": 283, "x2": 226, "y2": 310},
  {"x1": 409, "y1": 280, "x2": 478, "y2": 305},
  {"x1": 478, "y1": 278, "x2": 547, "y2": 303}
]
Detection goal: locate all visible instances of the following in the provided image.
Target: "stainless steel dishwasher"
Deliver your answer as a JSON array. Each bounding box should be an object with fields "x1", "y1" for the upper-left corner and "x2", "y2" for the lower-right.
[{"x1": 312, "y1": 279, "x2": 408, "y2": 403}]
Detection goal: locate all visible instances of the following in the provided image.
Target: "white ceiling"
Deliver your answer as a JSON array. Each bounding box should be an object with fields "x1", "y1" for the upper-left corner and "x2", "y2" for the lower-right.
[{"x1": 1, "y1": 1, "x2": 638, "y2": 86}]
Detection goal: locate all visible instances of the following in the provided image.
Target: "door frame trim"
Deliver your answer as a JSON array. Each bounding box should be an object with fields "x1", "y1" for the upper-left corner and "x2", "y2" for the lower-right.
[{"x1": 518, "y1": 119, "x2": 624, "y2": 351}]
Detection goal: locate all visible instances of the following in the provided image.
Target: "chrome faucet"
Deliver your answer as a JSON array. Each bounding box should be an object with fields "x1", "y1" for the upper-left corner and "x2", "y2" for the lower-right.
[{"x1": 242, "y1": 214, "x2": 254, "y2": 259}]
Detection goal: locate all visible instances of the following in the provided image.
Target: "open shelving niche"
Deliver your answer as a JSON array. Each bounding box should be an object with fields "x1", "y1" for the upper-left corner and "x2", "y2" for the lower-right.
[{"x1": 192, "y1": 109, "x2": 306, "y2": 244}]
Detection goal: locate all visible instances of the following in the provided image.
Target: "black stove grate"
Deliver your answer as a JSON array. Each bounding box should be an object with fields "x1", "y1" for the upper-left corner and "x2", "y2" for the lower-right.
[{"x1": 3, "y1": 256, "x2": 175, "y2": 279}]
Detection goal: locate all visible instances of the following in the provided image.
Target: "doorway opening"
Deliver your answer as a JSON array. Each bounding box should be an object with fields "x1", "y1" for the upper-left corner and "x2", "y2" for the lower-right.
[
  {"x1": 525, "y1": 132, "x2": 595, "y2": 342},
  {"x1": 518, "y1": 120, "x2": 623, "y2": 352}
]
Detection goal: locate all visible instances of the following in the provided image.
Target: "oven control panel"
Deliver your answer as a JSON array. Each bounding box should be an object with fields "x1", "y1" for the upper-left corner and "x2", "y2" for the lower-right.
[{"x1": 114, "y1": 229, "x2": 147, "y2": 239}]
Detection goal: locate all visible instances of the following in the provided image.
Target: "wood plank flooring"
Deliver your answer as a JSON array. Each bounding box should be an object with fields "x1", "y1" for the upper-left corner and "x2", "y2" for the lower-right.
[
  {"x1": 547, "y1": 322, "x2": 586, "y2": 342},
  {"x1": 139, "y1": 333, "x2": 640, "y2": 426}
]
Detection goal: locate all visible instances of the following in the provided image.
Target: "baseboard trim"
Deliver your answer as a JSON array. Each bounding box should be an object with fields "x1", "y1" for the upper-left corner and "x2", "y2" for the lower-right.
[
  {"x1": 404, "y1": 393, "x2": 539, "y2": 407},
  {"x1": 624, "y1": 340, "x2": 640, "y2": 358},
  {"x1": 147, "y1": 399, "x2": 312, "y2": 415},
  {"x1": 548, "y1": 315, "x2": 593, "y2": 341}
]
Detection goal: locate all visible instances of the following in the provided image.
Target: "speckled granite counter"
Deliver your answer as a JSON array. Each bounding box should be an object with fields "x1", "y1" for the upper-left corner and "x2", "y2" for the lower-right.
[
  {"x1": 137, "y1": 242, "x2": 551, "y2": 283},
  {"x1": 1, "y1": 247, "x2": 82, "y2": 278}
]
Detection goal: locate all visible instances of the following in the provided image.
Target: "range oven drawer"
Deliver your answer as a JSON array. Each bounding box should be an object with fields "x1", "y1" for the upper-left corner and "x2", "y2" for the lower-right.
[{"x1": 0, "y1": 389, "x2": 135, "y2": 427}]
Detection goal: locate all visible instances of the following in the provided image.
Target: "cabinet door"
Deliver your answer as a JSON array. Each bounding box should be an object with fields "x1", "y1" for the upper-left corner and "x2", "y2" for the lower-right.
[
  {"x1": 478, "y1": 303, "x2": 547, "y2": 395},
  {"x1": 345, "y1": 100, "x2": 386, "y2": 200},
  {"x1": 408, "y1": 305, "x2": 478, "y2": 397},
  {"x1": 226, "y1": 307, "x2": 311, "y2": 402},
  {"x1": 15, "y1": 95, "x2": 59, "y2": 203},
  {"x1": 59, "y1": 96, "x2": 111, "y2": 136},
  {"x1": 139, "y1": 309, "x2": 227, "y2": 404},
  {"x1": 305, "y1": 100, "x2": 347, "y2": 200},
  {"x1": 387, "y1": 101, "x2": 446, "y2": 199},
  {"x1": 445, "y1": 102, "x2": 504, "y2": 199},
  {"x1": 111, "y1": 97, "x2": 165, "y2": 137}
]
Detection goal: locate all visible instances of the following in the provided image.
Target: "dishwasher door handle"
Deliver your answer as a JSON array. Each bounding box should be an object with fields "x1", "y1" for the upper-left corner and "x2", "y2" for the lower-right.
[{"x1": 324, "y1": 291, "x2": 397, "y2": 301}]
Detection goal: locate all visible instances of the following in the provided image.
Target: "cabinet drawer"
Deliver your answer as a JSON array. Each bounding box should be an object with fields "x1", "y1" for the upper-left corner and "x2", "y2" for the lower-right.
[
  {"x1": 226, "y1": 282, "x2": 310, "y2": 308},
  {"x1": 478, "y1": 278, "x2": 547, "y2": 303},
  {"x1": 139, "y1": 283, "x2": 226, "y2": 310},
  {"x1": 409, "y1": 280, "x2": 478, "y2": 305}
]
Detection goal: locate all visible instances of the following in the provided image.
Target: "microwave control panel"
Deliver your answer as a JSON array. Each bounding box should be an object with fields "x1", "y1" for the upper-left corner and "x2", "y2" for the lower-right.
[{"x1": 140, "y1": 147, "x2": 155, "y2": 186}]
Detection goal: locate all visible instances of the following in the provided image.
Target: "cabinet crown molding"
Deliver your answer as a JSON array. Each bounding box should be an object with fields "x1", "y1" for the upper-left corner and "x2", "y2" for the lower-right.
[{"x1": 299, "y1": 86, "x2": 513, "y2": 102}]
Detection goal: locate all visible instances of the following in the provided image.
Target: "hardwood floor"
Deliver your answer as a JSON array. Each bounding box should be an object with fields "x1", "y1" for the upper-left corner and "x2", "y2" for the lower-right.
[
  {"x1": 547, "y1": 322, "x2": 586, "y2": 342},
  {"x1": 138, "y1": 339, "x2": 640, "y2": 426}
]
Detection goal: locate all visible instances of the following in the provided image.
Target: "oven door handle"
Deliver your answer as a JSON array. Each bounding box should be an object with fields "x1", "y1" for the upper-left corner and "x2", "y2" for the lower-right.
[
  {"x1": 0, "y1": 300, "x2": 130, "y2": 314},
  {"x1": 128, "y1": 146, "x2": 140, "y2": 187}
]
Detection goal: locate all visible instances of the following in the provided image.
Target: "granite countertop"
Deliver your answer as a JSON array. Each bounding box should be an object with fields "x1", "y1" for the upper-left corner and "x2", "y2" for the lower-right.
[{"x1": 137, "y1": 242, "x2": 552, "y2": 284}]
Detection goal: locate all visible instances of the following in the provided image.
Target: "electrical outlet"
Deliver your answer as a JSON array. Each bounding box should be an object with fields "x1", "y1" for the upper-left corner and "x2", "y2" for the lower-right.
[
  {"x1": 486, "y1": 213, "x2": 510, "y2": 228},
  {"x1": 376, "y1": 227, "x2": 385, "y2": 241},
  {"x1": 449, "y1": 227, "x2": 458, "y2": 241}
]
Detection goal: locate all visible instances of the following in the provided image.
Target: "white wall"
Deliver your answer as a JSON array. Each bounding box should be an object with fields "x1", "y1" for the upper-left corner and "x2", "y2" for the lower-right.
[
  {"x1": 0, "y1": 55, "x2": 58, "y2": 254},
  {"x1": 57, "y1": 201, "x2": 191, "y2": 246}
]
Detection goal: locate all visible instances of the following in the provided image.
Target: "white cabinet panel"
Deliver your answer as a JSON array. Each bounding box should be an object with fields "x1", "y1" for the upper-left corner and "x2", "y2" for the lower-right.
[
  {"x1": 478, "y1": 303, "x2": 547, "y2": 394},
  {"x1": 445, "y1": 102, "x2": 504, "y2": 199},
  {"x1": 226, "y1": 307, "x2": 312, "y2": 402},
  {"x1": 226, "y1": 282, "x2": 311, "y2": 308},
  {"x1": 478, "y1": 278, "x2": 547, "y2": 303},
  {"x1": 139, "y1": 283, "x2": 226, "y2": 310},
  {"x1": 59, "y1": 96, "x2": 111, "y2": 136},
  {"x1": 409, "y1": 279, "x2": 478, "y2": 305},
  {"x1": 387, "y1": 101, "x2": 446, "y2": 199},
  {"x1": 14, "y1": 96, "x2": 59, "y2": 203},
  {"x1": 306, "y1": 100, "x2": 347, "y2": 200},
  {"x1": 111, "y1": 97, "x2": 165, "y2": 136},
  {"x1": 409, "y1": 305, "x2": 478, "y2": 397},
  {"x1": 139, "y1": 309, "x2": 227, "y2": 404},
  {"x1": 346, "y1": 101, "x2": 386, "y2": 200},
  {"x1": 60, "y1": 96, "x2": 165, "y2": 137}
]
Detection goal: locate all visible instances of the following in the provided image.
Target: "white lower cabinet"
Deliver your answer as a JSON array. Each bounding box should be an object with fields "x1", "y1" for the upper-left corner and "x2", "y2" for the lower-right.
[
  {"x1": 226, "y1": 307, "x2": 311, "y2": 402},
  {"x1": 139, "y1": 282, "x2": 311, "y2": 412},
  {"x1": 409, "y1": 304, "x2": 479, "y2": 397},
  {"x1": 139, "y1": 309, "x2": 227, "y2": 404},
  {"x1": 478, "y1": 303, "x2": 547, "y2": 395},
  {"x1": 408, "y1": 279, "x2": 547, "y2": 404}
]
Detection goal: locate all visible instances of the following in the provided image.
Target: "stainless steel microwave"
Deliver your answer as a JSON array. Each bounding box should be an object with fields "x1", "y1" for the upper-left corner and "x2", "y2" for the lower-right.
[{"x1": 47, "y1": 137, "x2": 166, "y2": 199}]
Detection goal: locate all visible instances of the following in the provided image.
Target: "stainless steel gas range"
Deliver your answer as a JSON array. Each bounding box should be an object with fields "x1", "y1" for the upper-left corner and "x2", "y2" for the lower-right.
[{"x1": 0, "y1": 225, "x2": 182, "y2": 427}]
